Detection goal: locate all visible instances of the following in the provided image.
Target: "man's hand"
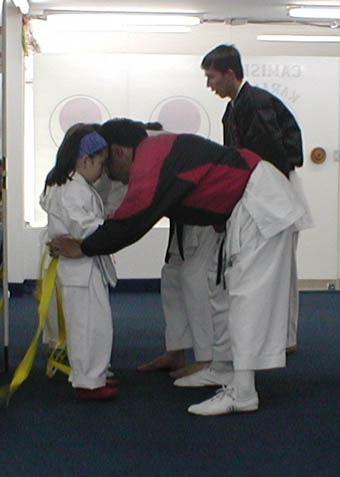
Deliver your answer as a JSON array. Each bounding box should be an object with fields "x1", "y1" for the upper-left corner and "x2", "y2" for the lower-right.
[{"x1": 48, "y1": 237, "x2": 84, "y2": 258}]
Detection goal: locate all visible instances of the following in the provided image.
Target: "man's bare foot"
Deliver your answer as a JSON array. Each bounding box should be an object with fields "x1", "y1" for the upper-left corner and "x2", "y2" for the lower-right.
[
  {"x1": 169, "y1": 360, "x2": 211, "y2": 378},
  {"x1": 137, "y1": 350, "x2": 185, "y2": 372}
]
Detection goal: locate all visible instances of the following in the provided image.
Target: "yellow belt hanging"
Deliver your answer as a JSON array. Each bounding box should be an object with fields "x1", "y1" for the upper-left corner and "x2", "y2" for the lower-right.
[
  {"x1": 45, "y1": 282, "x2": 71, "y2": 378},
  {"x1": 31, "y1": 250, "x2": 70, "y2": 378},
  {"x1": 0, "y1": 257, "x2": 60, "y2": 404}
]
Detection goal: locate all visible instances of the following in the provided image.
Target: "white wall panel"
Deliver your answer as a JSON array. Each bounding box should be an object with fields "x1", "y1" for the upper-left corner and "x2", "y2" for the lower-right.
[{"x1": 23, "y1": 53, "x2": 340, "y2": 280}]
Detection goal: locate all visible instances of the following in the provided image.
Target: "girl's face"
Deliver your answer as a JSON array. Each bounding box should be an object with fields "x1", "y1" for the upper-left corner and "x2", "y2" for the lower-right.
[{"x1": 80, "y1": 148, "x2": 108, "y2": 184}]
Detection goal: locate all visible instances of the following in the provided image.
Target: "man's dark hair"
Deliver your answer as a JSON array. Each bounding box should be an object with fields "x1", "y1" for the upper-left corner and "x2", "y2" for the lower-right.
[
  {"x1": 100, "y1": 118, "x2": 148, "y2": 149},
  {"x1": 143, "y1": 121, "x2": 163, "y2": 131},
  {"x1": 201, "y1": 44, "x2": 244, "y2": 80}
]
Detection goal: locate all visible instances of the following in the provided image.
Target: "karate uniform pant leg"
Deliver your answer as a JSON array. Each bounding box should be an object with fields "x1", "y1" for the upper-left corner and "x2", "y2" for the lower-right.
[
  {"x1": 208, "y1": 238, "x2": 233, "y2": 363},
  {"x1": 162, "y1": 257, "x2": 194, "y2": 353},
  {"x1": 162, "y1": 226, "x2": 220, "y2": 361},
  {"x1": 225, "y1": 203, "x2": 293, "y2": 370},
  {"x1": 287, "y1": 231, "x2": 299, "y2": 349},
  {"x1": 179, "y1": 227, "x2": 221, "y2": 361},
  {"x1": 287, "y1": 171, "x2": 314, "y2": 349},
  {"x1": 61, "y1": 264, "x2": 113, "y2": 389}
]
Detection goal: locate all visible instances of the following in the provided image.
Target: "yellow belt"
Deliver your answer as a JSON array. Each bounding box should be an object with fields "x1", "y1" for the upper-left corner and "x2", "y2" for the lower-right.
[
  {"x1": 45, "y1": 281, "x2": 71, "y2": 378},
  {"x1": 0, "y1": 257, "x2": 70, "y2": 404}
]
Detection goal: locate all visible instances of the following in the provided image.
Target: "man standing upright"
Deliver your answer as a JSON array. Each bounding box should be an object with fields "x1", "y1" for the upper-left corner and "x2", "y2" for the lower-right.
[
  {"x1": 201, "y1": 44, "x2": 312, "y2": 353},
  {"x1": 201, "y1": 44, "x2": 302, "y2": 177}
]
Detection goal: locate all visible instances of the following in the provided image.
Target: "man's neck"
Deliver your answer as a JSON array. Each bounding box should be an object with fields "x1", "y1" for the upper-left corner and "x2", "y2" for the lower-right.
[{"x1": 233, "y1": 79, "x2": 246, "y2": 101}]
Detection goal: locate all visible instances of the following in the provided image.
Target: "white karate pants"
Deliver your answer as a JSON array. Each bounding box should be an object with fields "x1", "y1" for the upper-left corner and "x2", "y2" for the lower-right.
[
  {"x1": 61, "y1": 264, "x2": 113, "y2": 389},
  {"x1": 287, "y1": 170, "x2": 314, "y2": 349},
  {"x1": 209, "y1": 202, "x2": 294, "y2": 370},
  {"x1": 162, "y1": 226, "x2": 223, "y2": 361}
]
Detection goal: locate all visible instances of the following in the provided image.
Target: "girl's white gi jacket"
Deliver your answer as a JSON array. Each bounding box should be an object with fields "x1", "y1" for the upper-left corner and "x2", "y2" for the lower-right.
[{"x1": 40, "y1": 172, "x2": 117, "y2": 288}]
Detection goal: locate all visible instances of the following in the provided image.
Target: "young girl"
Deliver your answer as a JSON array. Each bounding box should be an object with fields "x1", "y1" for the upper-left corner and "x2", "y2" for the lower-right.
[{"x1": 40, "y1": 127, "x2": 118, "y2": 400}]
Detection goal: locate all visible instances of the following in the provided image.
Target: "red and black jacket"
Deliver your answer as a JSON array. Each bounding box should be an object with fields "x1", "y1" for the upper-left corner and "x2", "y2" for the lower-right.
[{"x1": 81, "y1": 133, "x2": 261, "y2": 257}]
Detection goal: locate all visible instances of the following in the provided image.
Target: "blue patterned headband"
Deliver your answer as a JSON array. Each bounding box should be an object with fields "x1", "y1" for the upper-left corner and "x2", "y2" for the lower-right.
[{"x1": 77, "y1": 131, "x2": 108, "y2": 158}]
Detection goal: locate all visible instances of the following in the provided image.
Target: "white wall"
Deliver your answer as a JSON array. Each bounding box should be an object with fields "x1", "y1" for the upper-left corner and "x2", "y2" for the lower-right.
[
  {"x1": 5, "y1": 15, "x2": 340, "y2": 283},
  {"x1": 3, "y1": 2, "x2": 26, "y2": 283}
]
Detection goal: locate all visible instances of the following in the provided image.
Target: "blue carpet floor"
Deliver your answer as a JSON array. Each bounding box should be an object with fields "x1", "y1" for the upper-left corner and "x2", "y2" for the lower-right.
[{"x1": 0, "y1": 290, "x2": 339, "y2": 477}]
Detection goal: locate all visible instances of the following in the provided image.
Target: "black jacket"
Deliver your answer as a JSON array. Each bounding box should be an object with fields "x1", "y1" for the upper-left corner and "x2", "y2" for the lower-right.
[{"x1": 222, "y1": 82, "x2": 303, "y2": 178}]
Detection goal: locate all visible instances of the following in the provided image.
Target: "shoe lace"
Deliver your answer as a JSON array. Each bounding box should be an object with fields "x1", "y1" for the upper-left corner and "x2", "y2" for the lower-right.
[{"x1": 212, "y1": 385, "x2": 235, "y2": 402}]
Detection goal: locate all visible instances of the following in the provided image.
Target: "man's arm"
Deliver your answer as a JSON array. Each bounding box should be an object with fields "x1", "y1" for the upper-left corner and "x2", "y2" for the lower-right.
[
  {"x1": 252, "y1": 90, "x2": 303, "y2": 172},
  {"x1": 80, "y1": 175, "x2": 194, "y2": 257},
  {"x1": 51, "y1": 134, "x2": 213, "y2": 258}
]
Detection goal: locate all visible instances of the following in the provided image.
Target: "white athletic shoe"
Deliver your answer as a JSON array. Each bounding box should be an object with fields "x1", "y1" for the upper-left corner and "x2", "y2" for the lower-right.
[
  {"x1": 188, "y1": 385, "x2": 259, "y2": 416},
  {"x1": 174, "y1": 367, "x2": 233, "y2": 387}
]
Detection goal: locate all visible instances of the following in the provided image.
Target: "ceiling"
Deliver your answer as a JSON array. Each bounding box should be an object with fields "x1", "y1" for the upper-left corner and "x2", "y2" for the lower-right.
[{"x1": 26, "y1": 0, "x2": 336, "y2": 24}]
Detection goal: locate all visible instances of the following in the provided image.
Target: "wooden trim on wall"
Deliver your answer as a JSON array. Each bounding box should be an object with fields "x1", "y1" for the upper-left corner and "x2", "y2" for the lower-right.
[{"x1": 299, "y1": 279, "x2": 339, "y2": 291}]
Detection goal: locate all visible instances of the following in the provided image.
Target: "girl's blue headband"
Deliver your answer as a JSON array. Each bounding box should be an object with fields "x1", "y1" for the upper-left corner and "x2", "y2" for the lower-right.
[{"x1": 77, "y1": 131, "x2": 108, "y2": 159}]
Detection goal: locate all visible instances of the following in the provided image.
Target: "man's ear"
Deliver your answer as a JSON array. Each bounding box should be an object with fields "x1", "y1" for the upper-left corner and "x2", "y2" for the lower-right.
[{"x1": 225, "y1": 68, "x2": 237, "y2": 80}]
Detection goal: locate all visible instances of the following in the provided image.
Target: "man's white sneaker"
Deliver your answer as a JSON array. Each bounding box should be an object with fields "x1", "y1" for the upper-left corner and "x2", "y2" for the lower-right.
[
  {"x1": 174, "y1": 367, "x2": 233, "y2": 387},
  {"x1": 188, "y1": 385, "x2": 259, "y2": 416}
]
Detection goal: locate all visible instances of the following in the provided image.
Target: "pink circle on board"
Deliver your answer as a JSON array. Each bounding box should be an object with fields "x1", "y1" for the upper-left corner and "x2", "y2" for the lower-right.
[
  {"x1": 59, "y1": 97, "x2": 103, "y2": 133},
  {"x1": 158, "y1": 98, "x2": 201, "y2": 134}
]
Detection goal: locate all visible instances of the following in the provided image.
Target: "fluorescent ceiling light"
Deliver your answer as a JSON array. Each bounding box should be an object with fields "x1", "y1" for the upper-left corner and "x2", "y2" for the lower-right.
[
  {"x1": 12, "y1": 0, "x2": 29, "y2": 14},
  {"x1": 258, "y1": 34, "x2": 340, "y2": 42},
  {"x1": 288, "y1": 6, "x2": 340, "y2": 18},
  {"x1": 107, "y1": 25, "x2": 191, "y2": 33},
  {"x1": 44, "y1": 13, "x2": 200, "y2": 31},
  {"x1": 31, "y1": 21, "x2": 191, "y2": 34}
]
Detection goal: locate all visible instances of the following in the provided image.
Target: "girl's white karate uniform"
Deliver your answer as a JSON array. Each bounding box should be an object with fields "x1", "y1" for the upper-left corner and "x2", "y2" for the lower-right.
[
  {"x1": 208, "y1": 162, "x2": 305, "y2": 370},
  {"x1": 40, "y1": 172, "x2": 117, "y2": 389}
]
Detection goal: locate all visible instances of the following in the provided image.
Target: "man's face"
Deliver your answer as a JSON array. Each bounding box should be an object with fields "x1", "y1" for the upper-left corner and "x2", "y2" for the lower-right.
[
  {"x1": 105, "y1": 145, "x2": 132, "y2": 184},
  {"x1": 204, "y1": 67, "x2": 234, "y2": 99}
]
